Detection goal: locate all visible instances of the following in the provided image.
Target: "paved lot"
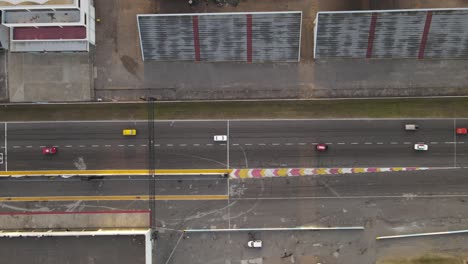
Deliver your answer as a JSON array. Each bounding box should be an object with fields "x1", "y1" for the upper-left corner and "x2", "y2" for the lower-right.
[
  {"x1": 0, "y1": 51, "x2": 7, "y2": 102},
  {"x1": 8, "y1": 52, "x2": 92, "y2": 102},
  {"x1": 0, "y1": 235, "x2": 145, "y2": 264},
  {"x1": 93, "y1": 0, "x2": 468, "y2": 101},
  {"x1": 2, "y1": 170, "x2": 468, "y2": 262}
]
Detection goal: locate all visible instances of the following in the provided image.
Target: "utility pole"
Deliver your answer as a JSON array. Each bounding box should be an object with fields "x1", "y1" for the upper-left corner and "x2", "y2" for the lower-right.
[{"x1": 144, "y1": 96, "x2": 157, "y2": 240}]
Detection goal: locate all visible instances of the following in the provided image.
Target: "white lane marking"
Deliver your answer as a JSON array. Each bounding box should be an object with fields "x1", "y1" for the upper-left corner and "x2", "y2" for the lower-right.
[
  {"x1": 337, "y1": 143, "x2": 345, "y2": 145},
  {"x1": 458, "y1": 142, "x2": 465, "y2": 144},
  {"x1": 232, "y1": 143, "x2": 239, "y2": 146},
  {"x1": 364, "y1": 142, "x2": 372, "y2": 145},
  {"x1": 285, "y1": 143, "x2": 293, "y2": 146},
  {"x1": 298, "y1": 143, "x2": 306, "y2": 145},
  {"x1": 127, "y1": 145, "x2": 134, "y2": 147},
  {"x1": 272, "y1": 143, "x2": 280, "y2": 146},
  {"x1": 155, "y1": 144, "x2": 160, "y2": 147},
  {"x1": 105, "y1": 145, "x2": 112, "y2": 147},
  {"x1": 404, "y1": 142, "x2": 411, "y2": 144},
  {"x1": 445, "y1": 142, "x2": 456, "y2": 144},
  {"x1": 325, "y1": 143, "x2": 333, "y2": 145},
  {"x1": 206, "y1": 143, "x2": 213, "y2": 146},
  {"x1": 193, "y1": 144, "x2": 200, "y2": 146},
  {"x1": 351, "y1": 143, "x2": 359, "y2": 145},
  {"x1": 430, "y1": 142, "x2": 438, "y2": 144},
  {"x1": 245, "y1": 143, "x2": 252, "y2": 146},
  {"x1": 4, "y1": 123, "x2": 6, "y2": 171},
  {"x1": 65, "y1": 145, "x2": 72, "y2": 148},
  {"x1": 167, "y1": 144, "x2": 173, "y2": 147},
  {"x1": 220, "y1": 143, "x2": 227, "y2": 146},
  {"x1": 26, "y1": 146, "x2": 33, "y2": 148},
  {"x1": 179, "y1": 144, "x2": 187, "y2": 147},
  {"x1": 40, "y1": 145, "x2": 45, "y2": 148},
  {"x1": 92, "y1": 145, "x2": 99, "y2": 147},
  {"x1": 79, "y1": 145, "x2": 85, "y2": 147},
  {"x1": 377, "y1": 142, "x2": 383, "y2": 145},
  {"x1": 140, "y1": 144, "x2": 147, "y2": 147},
  {"x1": 311, "y1": 143, "x2": 318, "y2": 145},
  {"x1": 13, "y1": 146, "x2": 20, "y2": 148},
  {"x1": 118, "y1": 145, "x2": 125, "y2": 147},
  {"x1": 390, "y1": 142, "x2": 398, "y2": 144}
]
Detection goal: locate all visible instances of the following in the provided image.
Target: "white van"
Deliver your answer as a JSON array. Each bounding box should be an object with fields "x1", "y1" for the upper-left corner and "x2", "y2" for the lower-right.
[{"x1": 405, "y1": 124, "x2": 419, "y2": 131}]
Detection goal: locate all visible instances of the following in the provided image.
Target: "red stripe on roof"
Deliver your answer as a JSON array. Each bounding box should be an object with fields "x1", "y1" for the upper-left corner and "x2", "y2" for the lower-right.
[
  {"x1": 366, "y1": 13, "x2": 378, "y2": 59},
  {"x1": 13, "y1": 26, "x2": 87, "y2": 40},
  {"x1": 246, "y1": 14, "x2": 253, "y2": 63},
  {"x1": 192, "y1": 16, "x2": 201, "y2": 62},
  {"x1": 418, "y1": 11, "x2": 433, "y2": 59}
]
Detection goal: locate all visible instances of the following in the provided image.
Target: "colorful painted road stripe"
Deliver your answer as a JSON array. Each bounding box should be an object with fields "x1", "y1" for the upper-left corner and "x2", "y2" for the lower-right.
[{"x1": 230, "y1": 167, "x2": 432, "y2": 179}]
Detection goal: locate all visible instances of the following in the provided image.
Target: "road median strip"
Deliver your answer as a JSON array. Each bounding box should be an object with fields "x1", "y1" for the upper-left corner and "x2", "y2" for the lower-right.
[
  {"x1": 0, "y1": 169, "x2": 230, "y2": 177},
  {"x1": 0, "y1": 195, "x2": 228, "y2": 202}
]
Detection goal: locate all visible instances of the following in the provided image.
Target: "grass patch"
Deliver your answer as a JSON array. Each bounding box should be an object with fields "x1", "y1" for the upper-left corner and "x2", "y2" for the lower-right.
[
  {"x1": 1, "y1": 97, "x2": 468, "y2": 121},
  {"x1": 378, "y1": 254, "x2": 465, "y2": 264}
]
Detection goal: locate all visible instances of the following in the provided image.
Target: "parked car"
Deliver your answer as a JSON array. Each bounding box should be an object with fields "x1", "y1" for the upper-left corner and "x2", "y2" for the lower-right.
[
  {"x1": 456, "y1": 128, "x2": 467, "y2": 135},
  {"x1": 414, "y1": 144, "x2": 428, "y2": 151},
  {"x1": 213, "y1": 135, "x2": 227, "y2": 142},
  {"x1": 315, "y1": 143, "x2": 328, "y2": 152},
  {"x1": 122, "y1": 129, "x2": 137, "y2": 136},
  {"x1": 42, "y1": 146, "x2": 57, "y2": 155}
]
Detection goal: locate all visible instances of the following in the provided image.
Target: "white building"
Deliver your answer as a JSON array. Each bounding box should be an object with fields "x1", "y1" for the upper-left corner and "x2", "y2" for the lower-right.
[{"x1": 0, "y1": 0, "x2": 95, "y2": 52}]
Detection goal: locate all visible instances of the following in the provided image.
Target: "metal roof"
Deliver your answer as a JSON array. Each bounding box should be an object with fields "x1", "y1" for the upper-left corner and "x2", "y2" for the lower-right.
[
  {"x1": 137, "y1": 12, "x2": 302, "y2": 62},
  {"x1": 314, "y1": 8, "x2": 468, "y2": 59}
]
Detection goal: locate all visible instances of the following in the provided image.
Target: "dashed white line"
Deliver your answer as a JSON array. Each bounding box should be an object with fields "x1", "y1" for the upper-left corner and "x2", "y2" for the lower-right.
[
  {"x1": 377, "y1": 142, "x2": 383, "y2": 145},
  {"x1": 127, "y1": 145, "x2": 134, "y2": 147},
  {"x1": 351, "y1": 143, "x2": 359, "y2": 145},
  {"x1": 430, "y1": 142, "x2": 438, "y2": 144},
  {"x1": 26, "y1": 146, "x2": 33, "y2": 148},
  {"x1": 285, "y1": 143, "x2": 293, "y2": 146},
  {"x1": 154, "y1": 144, "x2": 160, "y2": 147},
  {"x1": 118, "y1": 145, "x2": 125, "y2": 147},
  {"x1": 325, "y1": 143, "x2": 333, "y2": 145},
  {"x1": 232, "y1": 143, "x2": 239, "y2": 146},
  {"x1": 404, "y1": 142, "x2": 411, "y2": 144},
  {"x1": 79, "y1": 145, "x2": 85, "y2": 147},
  {"x1": 92, "y1": 145, "x2": 99, "y2": 147},
  {"x1": 272, "y1": 143, "x2": 280, "y2": 146},
  {"x1": 179, "y1": 144, "x2": 187, "y2": 147},
  {"x1": 245, "y1": 143, "x2": 253, "y2": 146},
  {"x1": 206, "y1": 144, "x2": 213, "y2": 146},
  {"x1": 298, "y1": 143, "x2": 306, "y2": 145},
  {"x1": 140, "y1": 144, "x2": 147, "y2": 147},
  {"x1": 65, "y1": 145, "x2": 72, "y2": 148},
  {"x1": 337, "y1": 143, "x2": 345, "y2": 145},
  {"x1": 364, "y1": 142, "x2": 372, "y2": 145},
  {"x1": 193, "y1": 144, "x2": 200, "y2": 146},
  {"x1": 390, "y1": 142, "x2": 398, "y2": 144},
  {"x1": 105, "y1": 145, "x2": 112, "y2": 147},
  {"x1": 167, "y1": 144, "x2": 174, "y2": 147},
  {"x1": 13, "y1": 146, "x2": 20, "y2": 148},
  {"x1": 445, "y1": 142, "x2": 456, "y2": 144}
]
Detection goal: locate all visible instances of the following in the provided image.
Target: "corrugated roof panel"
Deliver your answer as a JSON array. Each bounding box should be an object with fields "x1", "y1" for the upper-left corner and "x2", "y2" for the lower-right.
[
  {"x1": 138, "y1": 12, "x2": 302, "y2": 62},
  {"x1": 315, "y1": 9, "x2": 468, "y2": 59},
  {"x1": 138, "y1": 16, "x2": 195, "y2": 61},
  {"x1": 424, "y1": 10, "x2": 468, "y2": 59},
  {"x1": 315, "y1": 13, "x2": 372, "y2": 58},
  {"x1": 372, "y1": 11, "x2": 425, "y2": 58},
  {"x1": 252, "y1": 13, "x2": 301, "y2": 62},
  {"x1": 198, "y1": 14, "x2": 246, "y2": 62}
]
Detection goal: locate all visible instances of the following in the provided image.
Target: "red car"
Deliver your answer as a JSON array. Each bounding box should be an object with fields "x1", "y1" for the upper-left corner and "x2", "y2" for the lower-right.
[
  {"x1": 456, "y1": 128, "x2": 467, "y2": 135},
  {"x1": 42, "y1": 146, "x2": 57, "y2": 155},
  {"x1": 315, "y1": 143, "x2": 328, "y2": 152}
]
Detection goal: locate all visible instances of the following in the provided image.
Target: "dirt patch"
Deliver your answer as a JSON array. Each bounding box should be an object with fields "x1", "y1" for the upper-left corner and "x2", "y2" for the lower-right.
[
  {"x1": 378, "y1": 254, "x2": 465, "y2": 264},
  {"x1": 120, "y1": 55, "x2": 139, "y2": 76}
]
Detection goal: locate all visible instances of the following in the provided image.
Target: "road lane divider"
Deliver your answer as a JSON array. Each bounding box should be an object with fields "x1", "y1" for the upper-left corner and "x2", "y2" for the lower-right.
[
  {"x1": 0, "y1": 169, "x2": 231, "y2": 177},
  {"x1": 0, "y1": 195, "x2": 229, "y2": 202},
  {"x1": 229, "y1": 167, "x2": 447, "y2": 179}
]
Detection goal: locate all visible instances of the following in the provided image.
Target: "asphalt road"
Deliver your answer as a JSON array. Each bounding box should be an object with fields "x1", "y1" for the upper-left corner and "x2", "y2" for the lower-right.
[{"x1": 1, "y1": 119, "x2": 468, "y2": 170}]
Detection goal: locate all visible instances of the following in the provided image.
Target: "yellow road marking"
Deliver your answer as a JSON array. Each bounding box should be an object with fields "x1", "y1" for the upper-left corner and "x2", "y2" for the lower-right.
[
  {"x1": 0, "y1": 169, "x2": 231, "y2": 177},
  {"x1": 0, "y1": 195, "x2": 229, "y2": 202}
]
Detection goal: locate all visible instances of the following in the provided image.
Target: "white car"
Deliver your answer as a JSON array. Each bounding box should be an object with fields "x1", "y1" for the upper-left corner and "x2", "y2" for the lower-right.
[
  {"x1": 213, "y1": 135, "x2": 227, "y2": 142},
  {"x1": 414, "y1": 144, "x2": 428, "y2": 151},
  {"x1": 247, "y1": 240, "x2": 262, "y2": 248}
]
